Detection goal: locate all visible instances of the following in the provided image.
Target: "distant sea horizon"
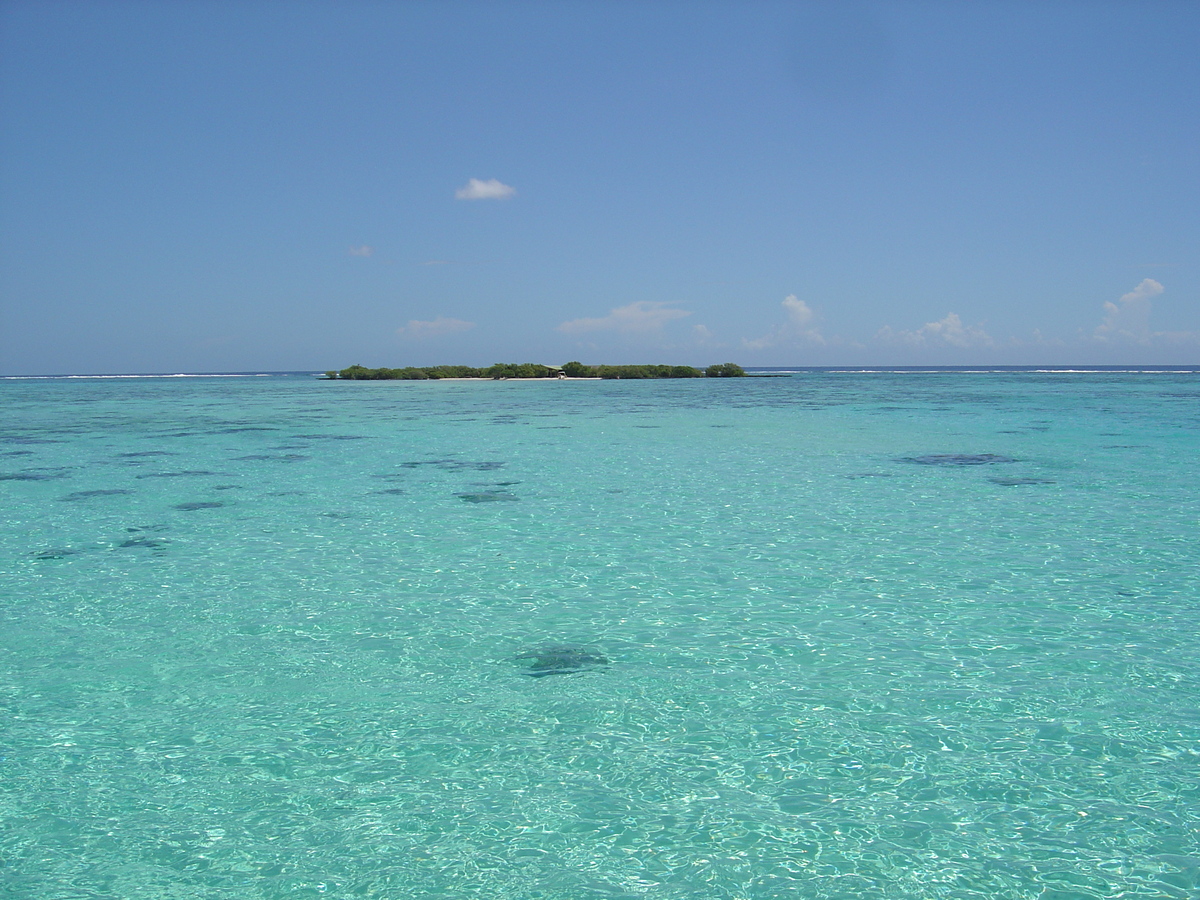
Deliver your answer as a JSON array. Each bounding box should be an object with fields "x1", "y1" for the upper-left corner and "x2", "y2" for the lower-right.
[{"x1": 3, "y1": 364, "x2": 1200, "y2": 379}]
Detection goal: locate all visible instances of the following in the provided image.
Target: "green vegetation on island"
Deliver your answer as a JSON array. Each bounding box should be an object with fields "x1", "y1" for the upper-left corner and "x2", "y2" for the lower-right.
[{"x1": 326, "y1": 362, "x2": 746, "y2": 380}]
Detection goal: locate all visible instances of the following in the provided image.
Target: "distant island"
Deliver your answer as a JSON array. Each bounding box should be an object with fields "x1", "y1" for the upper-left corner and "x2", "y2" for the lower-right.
[{"x1": 325, "y1": 362, "x2": 747, "y2": 380}]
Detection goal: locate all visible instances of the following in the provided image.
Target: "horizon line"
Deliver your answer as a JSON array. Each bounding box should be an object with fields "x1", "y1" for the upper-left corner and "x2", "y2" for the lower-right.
[{"x1": 4, "y1": 364, "x2": 1200, "y2": 380}]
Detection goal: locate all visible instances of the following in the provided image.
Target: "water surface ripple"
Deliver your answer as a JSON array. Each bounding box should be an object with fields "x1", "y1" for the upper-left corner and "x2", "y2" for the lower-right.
[{"x1": 2, "y1": 373, "x2": 1198, "y2": 899}]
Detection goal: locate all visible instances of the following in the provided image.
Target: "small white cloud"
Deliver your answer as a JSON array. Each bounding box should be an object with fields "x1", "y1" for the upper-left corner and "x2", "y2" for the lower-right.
[
  {"x1": 693, "y1": 324, "x2": 718, "y2": 345},
  {"x1": 455, "y1": 178, "x2": 516, "y2": 200},
  {"x1": 743, "y1": 295, "x2": 826, "y2": 350},
  {"x1": 875, "y1": 312, "x2": 993, "y2": 348},
  {"x1": 348, "y1": 245, "x2": 373, "y2": 257},
  {"x1": 397, "y1": 317, "x2": 476, "y2": 339},
  {"x1": 1093, "y1": 278, "x2": 1163, "y2": 344},
  {"x1": 557, "y1": 301, "x2": 692, "y2": 335},
  {"x1": 1027, "y1": 328, "x2": 1065, "y2": 347},
  {"x1": 782, "y1": 295, "x2": 815, "y2": 328}
]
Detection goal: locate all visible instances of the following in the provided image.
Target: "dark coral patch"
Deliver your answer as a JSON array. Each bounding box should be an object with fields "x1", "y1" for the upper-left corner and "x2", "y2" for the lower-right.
[
  {"x1": 173, "y1": 501, "x2": 224, "y2": 511},
  {"x1": 0, "y1": 435, "x2": 61, "y2": 445},
  {"x1": 989, "y1": 476, "x2": 1056, "y2": 486},
  {"x1": 60, "y1": 489, "x2": 134, "y2": 501},
  {"x1": 32, "y1": 547, "x2": 85, "y2": 560},
  {"x1": 118, "y1": 537, "x2": 169, "y2": 551},
  {"x1": 455, "y1": 491, "x2": 518, "y2": 503},
  {"x1": 402, "y1": 459, "x2": 506, "y2": 471},
  {"x1": 232, "y1": 454, "x2": 310, "y2": 462},
  {"x1": 1, "y1": 467, "x2": 74, "y2": 481},
  {"x1": 137, "y1": 471, "x2": 220, "y2": 479},
  {"x1": 514, "y1": 646, "x2": 609, "y2": 678},
  {"x1": 899, "y1": 454, "x2": 1016, "y2": 467}
]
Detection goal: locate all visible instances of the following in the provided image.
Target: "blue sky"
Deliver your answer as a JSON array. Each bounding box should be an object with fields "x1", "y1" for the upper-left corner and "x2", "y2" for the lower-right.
[{"x1": 1, "y1": 0, "x2": 1197, "y2": 374}]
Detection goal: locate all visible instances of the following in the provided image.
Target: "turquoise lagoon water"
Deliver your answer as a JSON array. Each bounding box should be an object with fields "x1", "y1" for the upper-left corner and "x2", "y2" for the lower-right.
[{"x1": 1, "y1": 372, "x2": 1198, "y2": 899}]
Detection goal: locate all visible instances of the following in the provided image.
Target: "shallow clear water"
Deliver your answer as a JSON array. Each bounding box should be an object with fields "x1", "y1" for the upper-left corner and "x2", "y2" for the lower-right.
[{"x1": 2, "y1": 373, "x2": 1198, "y2": 899}]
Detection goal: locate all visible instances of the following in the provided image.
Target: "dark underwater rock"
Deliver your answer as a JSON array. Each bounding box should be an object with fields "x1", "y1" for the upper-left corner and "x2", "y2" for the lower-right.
[
  {"x1": 1, "y1": 468, "x2": 73, "y2": 481},
  {"x1": 232, "y1": 454, "x2": 309, "y2": 462},
  {"x1": 988, "y1": 476, "x2": 1056, "y2": 486},
  {"x1": 1, "y1": 435, "x2": 60, "y2": 445},
  {"x1": 60, "y1": 489, "x2": 134, "y2": 501},
  {"x1": 402, "y1": 459, "x2": 506, "y2": 471},
  {"x1": 137, "y1": 471, "x2": 220, "y2": 479},
  {"x1": 514, "y1": 646, "x2": 609, "y2": 678},
  {"x1": 455, "y1": 490, "x2": 518, "y2": 503},
  {"x1": 118, "y1": 537, "x2": 169, "y2": 550},
  {"x1": 173, "y1": 501, "x2": 224, "y2": 511},
  {"x1": 899, "y1": 454, "x2": 1016, "y2": 467},
  {"x1": 32, "y1": 547, "x2": 85, "y2": 560}
]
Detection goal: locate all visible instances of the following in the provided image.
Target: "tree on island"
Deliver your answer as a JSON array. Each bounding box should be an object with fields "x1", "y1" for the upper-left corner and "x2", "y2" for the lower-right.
[
  {"x1": 561, "y1": 361, "x2": 593, "y2": 377},
  {"x1": 705, "y1": 362, "x2": 746, "y2": 377}
]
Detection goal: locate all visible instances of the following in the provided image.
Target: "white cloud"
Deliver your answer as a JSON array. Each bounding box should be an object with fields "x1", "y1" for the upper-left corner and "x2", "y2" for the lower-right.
[
  {"x1": 455, "y1": 178, "x2": 516, "y2": 200},
  {"x1": 693, "y1": 324, "x2": 717, "y2": 345},
  {"x1": 1093, "y1": 278, "x2": 1163, "y2": 343},
  {"x1": 557, "y1": 301, "x2": 692, "y2": 335},
  {"x1": 348, "y1": 245, "x2": 373, "y2": 257},
  {"x1": 875, "y1": 312, "x2": 994, "y2": 348},
  {"x1": 782, "y1": 295, "x2": 815, "y2": 327},
  {"x1": 743, "y1": 295, "x2": 826, "y2": 350},
  {"x1": 397, "y1": 317, "x2": 476, "y2": 339}
]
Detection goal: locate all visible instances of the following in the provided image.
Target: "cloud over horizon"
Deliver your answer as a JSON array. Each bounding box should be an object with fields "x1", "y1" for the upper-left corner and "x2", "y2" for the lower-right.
[
  {"x1": 455, "y1": 178, "x2": 516, "y2": 200},
  {"x1": 876, "y1": 312, "x2": 994, "y2": 348},
  {"x1": 396, "y1": 317, "x2": 476, "y2": 339},
  {"x1": 1093, "y1": 278, "x2": 1163, "y2": 344},
  {"x1": 743, "y1": 295, "x2": 826, "y2": 350},
  {"x1": 558, "y1": 301, "x2": 692, "y2": 335}
]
